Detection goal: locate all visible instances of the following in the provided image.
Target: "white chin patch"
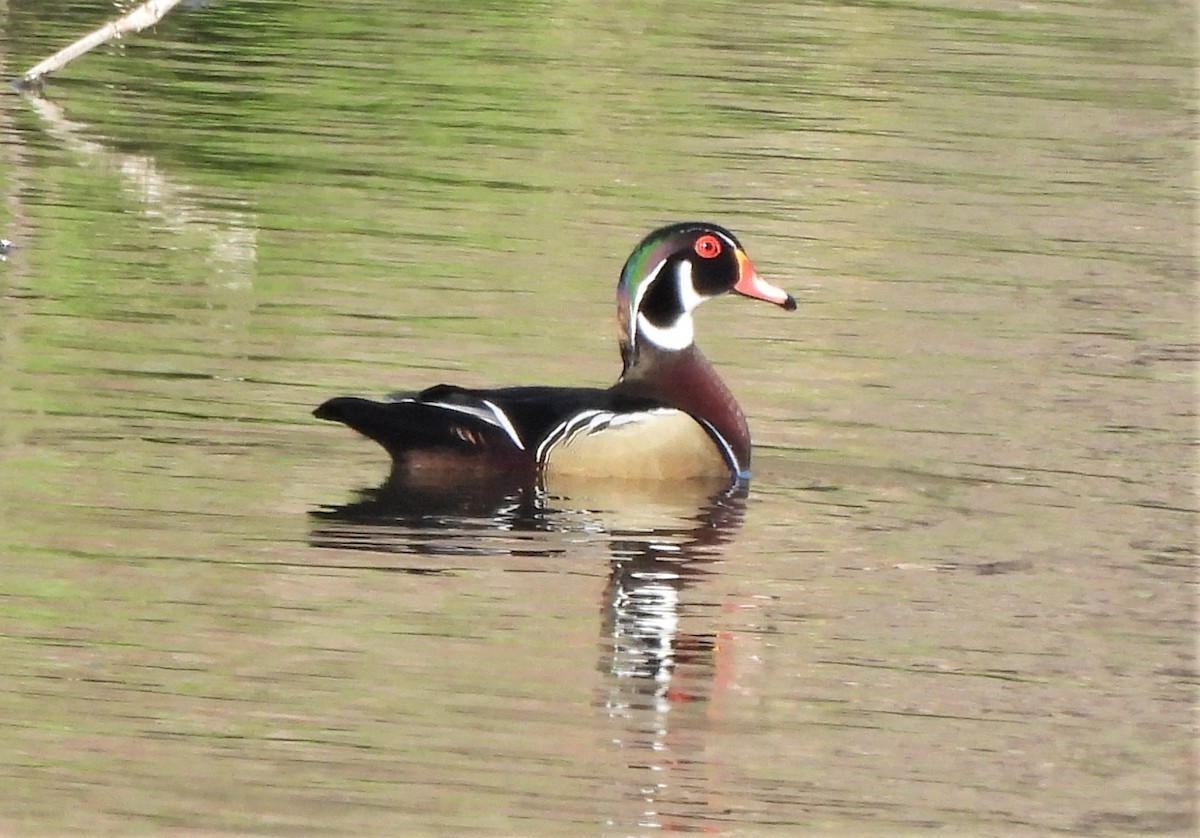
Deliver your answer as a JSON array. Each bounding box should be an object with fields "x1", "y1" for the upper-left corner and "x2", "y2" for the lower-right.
[
  {"x1": 636, "y1": 311, "x2": 694, "y2": 351},
  {"x1": 633, "y1": 259, "x2": 700, "y2": 352}
]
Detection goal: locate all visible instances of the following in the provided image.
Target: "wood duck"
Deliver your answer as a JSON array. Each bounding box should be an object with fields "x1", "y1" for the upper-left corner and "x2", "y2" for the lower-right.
[{"x1": 314, "y1": 222, "x2": 796, "y2": 482}]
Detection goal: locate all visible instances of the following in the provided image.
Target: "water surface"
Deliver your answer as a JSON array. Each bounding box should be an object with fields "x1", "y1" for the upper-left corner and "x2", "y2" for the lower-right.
[{"x1": 0, "y1": 0, "x2": 1195, "y2": 834}]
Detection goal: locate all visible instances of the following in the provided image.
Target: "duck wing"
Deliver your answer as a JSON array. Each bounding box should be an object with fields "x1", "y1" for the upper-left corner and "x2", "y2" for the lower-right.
[{"x1": 314, "y1": 383, "x2": 651, "y2": 463}]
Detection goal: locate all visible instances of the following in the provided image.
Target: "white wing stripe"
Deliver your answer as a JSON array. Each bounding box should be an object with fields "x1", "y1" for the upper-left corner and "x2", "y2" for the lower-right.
[
  {"x1": 695, "y1": 417, "x2": 743, "y2": 476},
  {"x1": 481, "y1": 399, "x2": 525, "y2": 450},
  {"x1": 397, "y1": 397, "x2": 526, "y2": 451}
]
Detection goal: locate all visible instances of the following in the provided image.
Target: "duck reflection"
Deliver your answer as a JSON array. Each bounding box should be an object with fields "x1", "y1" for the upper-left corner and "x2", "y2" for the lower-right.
[
  {"x1": 309, "y1": 471, "x2": 546, "y2": 538},
  {"x1": 309, "y1": 472, "x2": 747, "y2": 830},
  {"x1": 586, "y1": 481, "x2": 745, "y2": 834}
]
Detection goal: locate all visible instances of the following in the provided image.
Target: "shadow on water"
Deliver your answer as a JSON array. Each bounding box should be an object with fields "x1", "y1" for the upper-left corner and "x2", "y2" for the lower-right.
[
  {"x1": 309, "y1": 469, "x2": 744, "y2": 548},
  {"x1": 310, "y1": 473, "x2": 746, "y2": 827}
]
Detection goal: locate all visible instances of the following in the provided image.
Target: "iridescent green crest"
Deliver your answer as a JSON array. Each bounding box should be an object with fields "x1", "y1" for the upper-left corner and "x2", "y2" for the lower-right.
[{"x1": 616, "y1": 229, "x2": 678, "y2": 350}]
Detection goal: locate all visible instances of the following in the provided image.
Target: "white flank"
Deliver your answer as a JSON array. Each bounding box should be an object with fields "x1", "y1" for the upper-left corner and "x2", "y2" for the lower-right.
[{"x1": 536, "y1": 407, "x2": 678, "y2": 464}]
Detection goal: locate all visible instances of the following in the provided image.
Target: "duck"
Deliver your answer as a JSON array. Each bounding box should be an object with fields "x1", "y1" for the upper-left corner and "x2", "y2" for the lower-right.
[{"x1": 314, "y1": 222, "x2": 796, "y2": 483}]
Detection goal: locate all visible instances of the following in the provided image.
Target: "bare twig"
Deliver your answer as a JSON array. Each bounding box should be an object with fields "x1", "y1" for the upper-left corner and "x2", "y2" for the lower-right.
[{"x1": 13, "y1": 0, "x2": 187, "y2": 92}]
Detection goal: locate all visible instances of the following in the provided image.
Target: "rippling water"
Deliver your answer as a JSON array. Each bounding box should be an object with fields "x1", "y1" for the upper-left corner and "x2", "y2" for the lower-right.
[{"x1": 0, "y1": 1, "x2": 1195, "y2": 834}]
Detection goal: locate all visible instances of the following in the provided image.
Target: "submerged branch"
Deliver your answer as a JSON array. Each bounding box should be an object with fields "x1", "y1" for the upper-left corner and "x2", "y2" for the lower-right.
[{"x1": 12, "y1": 0, "x2": 186, "y2": 92}]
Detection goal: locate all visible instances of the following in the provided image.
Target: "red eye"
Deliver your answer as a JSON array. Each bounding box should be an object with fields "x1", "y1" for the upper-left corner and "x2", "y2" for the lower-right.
[{"x1": 694, "y1": 234, "x2": 722, "y2": 259}]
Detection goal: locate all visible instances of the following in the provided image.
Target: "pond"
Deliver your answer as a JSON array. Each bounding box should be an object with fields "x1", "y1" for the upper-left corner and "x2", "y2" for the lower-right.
[{"x1": 0, "y1": 0, "x2": 1195, "y2": 834}]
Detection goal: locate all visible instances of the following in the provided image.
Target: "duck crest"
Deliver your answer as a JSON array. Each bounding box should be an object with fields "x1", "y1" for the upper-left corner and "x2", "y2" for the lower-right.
[{"x1": 616, "y1": 236, "x2": 674, "y2": 366}]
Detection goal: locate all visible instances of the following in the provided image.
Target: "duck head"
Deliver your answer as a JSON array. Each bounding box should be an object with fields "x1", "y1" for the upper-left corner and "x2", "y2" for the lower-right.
[{"x1": 616, "y1": 222, "x2": 796, "y2": 371}]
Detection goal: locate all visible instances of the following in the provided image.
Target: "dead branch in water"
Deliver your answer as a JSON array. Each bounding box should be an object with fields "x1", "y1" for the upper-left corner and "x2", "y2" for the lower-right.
[{"x1": 12, "y1": 0, "x2": 186, "y2": 92}]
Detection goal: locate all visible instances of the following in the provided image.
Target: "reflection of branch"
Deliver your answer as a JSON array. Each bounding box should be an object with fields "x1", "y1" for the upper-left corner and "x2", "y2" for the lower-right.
[
  {"x1": 13, "y1": 0, "x2": 186, "y2": 90},
  {"x1": 26, "y1": 94, "x2": 257, "y2": 286}
]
